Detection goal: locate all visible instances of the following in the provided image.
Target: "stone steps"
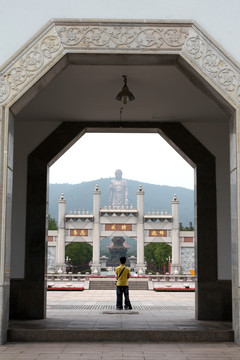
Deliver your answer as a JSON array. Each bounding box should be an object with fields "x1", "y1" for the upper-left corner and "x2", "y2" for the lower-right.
[
  {"x1": 7, "y1": 328, "x2": 234, "y2": 343},
  {"x1": 129, "y1": 280, "x2": 149, "y2": 290},
  {"x1": 89, "y1": 279, "x2": 149, "y2": 290},
  {"x1": 89, "y1": 280, "x2": 115, "y2": 290}
]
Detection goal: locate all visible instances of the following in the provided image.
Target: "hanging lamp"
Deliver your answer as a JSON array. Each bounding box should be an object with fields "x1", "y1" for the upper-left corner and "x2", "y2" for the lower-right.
[{"x1": 116, "y1": 75, "x2": 135, "y2": 104}]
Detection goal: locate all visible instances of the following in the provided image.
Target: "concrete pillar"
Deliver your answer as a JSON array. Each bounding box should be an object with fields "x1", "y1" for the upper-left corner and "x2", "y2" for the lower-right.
[
  {"x1": 171, "y1": 194, "x2": 181, "y2": 274},
  {"x1": 231, "y1": 111, "x2": 240, "y2": 343},
  {"x1": 0, "y1": 110, "x2": 14, "y2": 344},
  {"x1": 56, "y1": 193, "x2": 66, "y2": 270},
  {"x1": 136, "y1": 185, "x2": 145, "y2": 274},
  {"x1": 91, "y1": 185, "x2": 101, "y2": 275}
]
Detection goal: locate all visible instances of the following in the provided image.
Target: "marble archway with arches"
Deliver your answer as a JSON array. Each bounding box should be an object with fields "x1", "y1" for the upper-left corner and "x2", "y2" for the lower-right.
[{"x1": 0, "y1": 19, "x2": 240, "y2": 344}]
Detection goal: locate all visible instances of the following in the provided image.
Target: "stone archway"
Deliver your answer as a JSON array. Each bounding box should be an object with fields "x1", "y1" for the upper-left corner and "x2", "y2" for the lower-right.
[
  {"x1": 10, "y1": 121, "x2": 221, "y2": 321},
  {"x1": 0, "y1": 20, "x2": 239, "y2": 344}
]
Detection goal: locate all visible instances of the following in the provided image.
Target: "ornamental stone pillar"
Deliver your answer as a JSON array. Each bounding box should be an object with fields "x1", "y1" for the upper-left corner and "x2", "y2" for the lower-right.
[
  {"x1": 171, "y1": 194, "x2": 181, "y2": 274},
  {"x1": 56, "y1": 193, "x2": 66, "y2": 270},
  {"x1": 91, "y1": 185, "x2": 101, "y2": 275},
  {"x1": 136, "y1": 185, "x2": 145, "y2": 274}
]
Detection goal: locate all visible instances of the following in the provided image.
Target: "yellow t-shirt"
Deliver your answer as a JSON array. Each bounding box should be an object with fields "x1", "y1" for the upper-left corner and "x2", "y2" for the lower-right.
[{"x1": 116, "y1": 264, "x2": 130, "y2": 286}]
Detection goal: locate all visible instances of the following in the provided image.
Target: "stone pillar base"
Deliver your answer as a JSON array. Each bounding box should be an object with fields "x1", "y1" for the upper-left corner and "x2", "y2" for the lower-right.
[
  {"x1": 171, "y1": 264, "x2": 181, "y2": 275},
  {"x1": 0, "y1": 283, "x2": 10, "y2": 344},
  {"x1": 10, "y1": 279, "x2": 45, "y2": 320},
  {"x1": 196, "y1": 280, "x2": 232, "y2": 321},
  {"x1": 91, "y1": 263, "x2": 101, "y2": 276},
  {"x1": 136, "y1": 263, "x2": 146, "y2": 275},
  {"x1": 55, "y1": 264, "x2": 67, "y2": 273}
]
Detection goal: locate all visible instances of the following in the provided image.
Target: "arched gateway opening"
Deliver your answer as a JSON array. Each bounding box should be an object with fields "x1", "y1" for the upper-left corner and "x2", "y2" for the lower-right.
[
  {"x1": 48, "y1": 133, "x2": 194, "y2": 276},
  {"x1": 0, "y1": 20, "x2": 238, "y2": 343}
]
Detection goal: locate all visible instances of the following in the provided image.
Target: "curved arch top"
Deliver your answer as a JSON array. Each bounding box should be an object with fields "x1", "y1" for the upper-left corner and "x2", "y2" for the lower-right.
[{"x1": 0, "y1": 19, "x2": 240, "y2": 109}]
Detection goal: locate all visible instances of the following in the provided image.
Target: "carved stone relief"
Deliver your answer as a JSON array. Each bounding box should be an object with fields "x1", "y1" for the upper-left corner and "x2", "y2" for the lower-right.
[
  {"x1": 56, "y1": 25, "x2": 189, "y2": 50},
  {"x1": 181, "y1": 247, "x2": 195, "y2": 272},
  {"x1": 182, "y1": 28, "x2": 240, "y2": 106},
  {"x1": 0, "y1": 21, "x2": 239, "y2": 110},
  {"x1": 0, "y1": 27, "x2": 62, "y2": 104},
  {"x1": 47, "y1": 246, "x2": 56, "y2": 273}
]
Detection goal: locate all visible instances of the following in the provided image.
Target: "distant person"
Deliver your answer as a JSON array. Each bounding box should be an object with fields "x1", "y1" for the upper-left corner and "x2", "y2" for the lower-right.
[
  {"x1": 115, "y1": 256, "x2": 132, "y2": 310},
  {"x1": 108, "y1": 169, "x2": 128, "y2": 207}
]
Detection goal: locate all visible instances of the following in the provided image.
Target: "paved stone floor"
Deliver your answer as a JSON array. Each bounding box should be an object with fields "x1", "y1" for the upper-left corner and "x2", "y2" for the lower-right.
[
  {"x1": 4, "y1": 290, "x2": 239, "y2": 359},
  {"x1": 46, "y1": 290, "x2": 197, "y2": 330},
  {"x1": 0, "y1": 342, "x2": 239, "y2": 359},
  {"x1": 9, "y1": 290, "x2": 231, "y2": 332}
]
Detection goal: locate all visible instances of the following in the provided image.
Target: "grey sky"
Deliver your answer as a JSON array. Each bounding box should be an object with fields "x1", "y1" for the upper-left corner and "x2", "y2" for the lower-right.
[{"x1": 49, "y1": 133, "x2": 194, "y2": 189}]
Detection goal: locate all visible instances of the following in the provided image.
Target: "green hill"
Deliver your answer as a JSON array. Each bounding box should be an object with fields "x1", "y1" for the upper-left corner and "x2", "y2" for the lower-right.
[{"x1": 49, "y1": 178, "x2": 194, "y2": 226}]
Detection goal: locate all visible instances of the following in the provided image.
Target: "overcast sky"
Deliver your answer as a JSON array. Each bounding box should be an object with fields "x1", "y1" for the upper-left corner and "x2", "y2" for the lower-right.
[{"x1": 49, "y1": 133, "x2": 194, "y2": 190}]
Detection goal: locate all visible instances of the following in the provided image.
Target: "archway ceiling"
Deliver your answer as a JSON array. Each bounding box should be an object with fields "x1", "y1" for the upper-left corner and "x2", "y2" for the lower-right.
[{"x1": 14, "y1": 62, "x2": 228, "y2": 124}]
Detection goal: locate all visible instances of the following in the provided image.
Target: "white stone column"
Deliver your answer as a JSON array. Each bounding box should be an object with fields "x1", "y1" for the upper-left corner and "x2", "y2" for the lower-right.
[
  {"x1": 91, "y1": 185, "x2": 101, "y2": 275},
  {"x1": 0, "y1": 109, "x2": 14, "y2": 344},
  {"x1": 56, "y1": 193, "x2": 66, "y2": 270},
  {"x1": 171, "y1": 194, "x2": 181, "y2": 274},
  {"x1": 136, "y1": 185, "x2": 145, "y2": 274},
  {"x1": 231, "y1": 110, "x2": 240, "y2": 344}
]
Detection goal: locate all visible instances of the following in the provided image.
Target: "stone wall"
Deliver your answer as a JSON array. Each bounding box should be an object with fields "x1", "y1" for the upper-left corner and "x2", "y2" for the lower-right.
[
  {"x1": 47, "y1": 247, "x2": 56, "y2": 273},
  {"x1": 181, "y1": 247, "x2": 195, "y2": 273}
]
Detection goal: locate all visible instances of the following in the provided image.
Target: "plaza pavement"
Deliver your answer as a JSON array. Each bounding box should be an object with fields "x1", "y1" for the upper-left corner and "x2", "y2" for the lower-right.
[
  {"x1": 0, "y1": 341, "x2": 239, "y2": 360},
  {"x1": 3, "y1": 290, "x2": 239, "y2": 359}
]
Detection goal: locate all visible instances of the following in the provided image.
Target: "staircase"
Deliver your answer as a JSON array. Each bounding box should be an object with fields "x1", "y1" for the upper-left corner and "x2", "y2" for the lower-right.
[
  {"x1": 129, "y1": 280, "x2": 148, "y2": 290},
  {"x1": 89, "y1": 278, "x2": 148, "y2": 290},
  {"x1": 89, "y1": 279, "x2": 115, "y2": 290}
]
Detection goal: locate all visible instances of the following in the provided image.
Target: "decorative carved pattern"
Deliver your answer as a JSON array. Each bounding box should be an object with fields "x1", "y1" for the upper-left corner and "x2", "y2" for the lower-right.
[
  {"x1": 41, "y1": 36, "x2": 61, "y2": 58},
  {"x1": 185, "y1": 35, "x2": 206, "y2": 59},
  {"x1": 56, "y1": 25, "x2": 189, "y2": 50},
  {"x1": 183, "y1": 31, "x2": 240, "y2": 105},
  {"x1": 0, "y1": 22, "x2": 240, "y2": 109},
  {"x1": 8, "y1": 67, "x2": 28, "y2": 91},
  {"x1": 0, "y1": 78, "x2": 10, "y2": 103},
  {"x1": 0, "y1": 29, "x2": 61, "y2": 104}
]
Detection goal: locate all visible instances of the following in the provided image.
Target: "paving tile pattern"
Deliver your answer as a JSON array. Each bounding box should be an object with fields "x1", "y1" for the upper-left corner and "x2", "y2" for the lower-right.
[
  {"x1": 7, "y1": 291, "x2": 237, "y2": 352},
  {"x1": 0, "y1": 342, "x2": 239, "y2": 359},
  {"x1": 9, "y1": 291, "x2": 231, "y2": 333},
  {"x1": 48, "y1": 304, "x2": 194, "y2": 311}
]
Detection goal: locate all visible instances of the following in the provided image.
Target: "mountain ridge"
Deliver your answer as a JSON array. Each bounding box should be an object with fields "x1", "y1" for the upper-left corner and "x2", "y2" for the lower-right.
[{"x1": 49, "y1": 178, "x2": 194, "y2": 226}]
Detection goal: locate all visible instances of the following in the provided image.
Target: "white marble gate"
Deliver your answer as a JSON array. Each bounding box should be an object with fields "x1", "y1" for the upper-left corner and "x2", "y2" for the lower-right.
[{"x1": 49, "y1": 185, "x2": 194, "y2": 275}]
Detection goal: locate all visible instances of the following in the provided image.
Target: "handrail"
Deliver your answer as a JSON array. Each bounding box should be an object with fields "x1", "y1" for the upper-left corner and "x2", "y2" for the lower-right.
[
  {"x1": 148, "y1": 274, "x2": 196, "y2": 282},
  {"x1": 47, "y1": 273, "x2": 89, "y2": 281}
]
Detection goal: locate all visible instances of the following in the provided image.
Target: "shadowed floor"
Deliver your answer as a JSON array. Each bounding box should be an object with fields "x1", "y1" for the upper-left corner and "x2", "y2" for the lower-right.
[{"x1": 8, "y1": 290, "x2": 233, "y2": 343}]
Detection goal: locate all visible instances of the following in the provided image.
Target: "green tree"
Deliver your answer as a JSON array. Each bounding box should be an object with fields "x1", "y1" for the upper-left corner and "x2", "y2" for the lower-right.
[
  {"x1": 179, "y1": 222, "x2": 184, "y2": 231},
  {"x1": 48, "y1": 215, "x2": 58, "y2": 230},
  {"x1": 179, "y1": 221, "x2": 194, "y2": 231},
  {"x1": 144, "y1": 243, "x2": 158, "y2": 265},
  {"x1": 65, "y1": 242, "x2": 92, "y2": 271},
  {"x1": 154, "y1": 243, "x2": 171, "y2": 268},
  {"x1": 144, "y1": 243, "x2": 171, "y2": 273},
  {"x1": 189, "y1": 221, "x2": 194, "y2": 231}
]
